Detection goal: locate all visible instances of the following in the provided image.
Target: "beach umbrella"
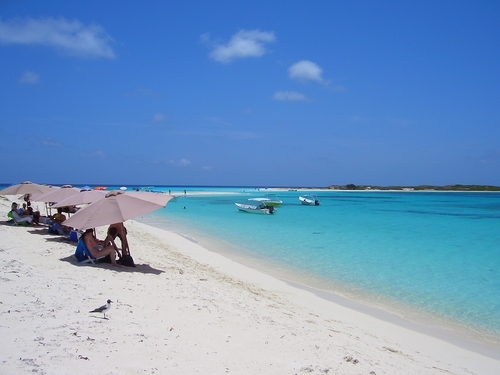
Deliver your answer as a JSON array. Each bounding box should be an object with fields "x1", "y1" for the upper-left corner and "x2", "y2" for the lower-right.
[
  {"x1": 32, "y1": 185, "x2": 80, "y2": 203},
  {"x1": 52, "y1": 189, "x2": 107, "y2": 208},
  {"x1": 0, "y1": 181, "x2": 56, "y2": 196},
  {"x1": 62, "y1": 190, "x2": 173, "y2": 231}
]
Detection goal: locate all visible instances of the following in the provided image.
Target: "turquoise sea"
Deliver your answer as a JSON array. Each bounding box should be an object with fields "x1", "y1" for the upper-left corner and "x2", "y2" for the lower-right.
[
  {"x1": 3, "y1": 184, "x2": 500, "y2": 345},
  {"x1": 132, "y1": 186, "x2": 500, "y2": 345}
]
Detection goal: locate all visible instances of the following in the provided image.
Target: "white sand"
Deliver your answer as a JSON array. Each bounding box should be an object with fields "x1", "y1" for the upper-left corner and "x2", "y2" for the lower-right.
[{"x1": 1, "y1": 196, "x2": 499, "y2": 375}]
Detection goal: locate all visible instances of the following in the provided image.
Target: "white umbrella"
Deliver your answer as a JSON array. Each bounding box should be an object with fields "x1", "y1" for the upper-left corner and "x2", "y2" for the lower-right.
[
  {"x1": 52, "y1": 189, "x2": 107, "y2": 208},
  {"x1": 0, "y1": 181, "x2": 56, "y2": 196},
  {"x1": 63, "y1": 190, "x2": 173, "y2": 231},
  {"x1": 32, "y1": 185, "x2": 80, "y2": 203}
]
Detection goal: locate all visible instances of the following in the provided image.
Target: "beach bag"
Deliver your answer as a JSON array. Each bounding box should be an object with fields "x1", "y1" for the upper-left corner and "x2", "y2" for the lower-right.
[{"x1": 118, "y1": 254, "x2": 136, "y2": 267}]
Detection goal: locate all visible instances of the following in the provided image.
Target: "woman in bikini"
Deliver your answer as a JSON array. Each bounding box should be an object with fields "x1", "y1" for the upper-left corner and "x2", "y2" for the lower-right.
[{"x1": 81, "y1": 229, "x2": 119, "y2": 266}]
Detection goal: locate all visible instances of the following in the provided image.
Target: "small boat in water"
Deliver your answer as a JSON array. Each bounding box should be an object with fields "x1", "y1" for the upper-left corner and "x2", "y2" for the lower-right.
[
  {"x1": 235, "y1": 201, "x2": 276, "y2": 214},
  {"x1": 299, "y1": 194, "x2": 321, "y2": 206}
]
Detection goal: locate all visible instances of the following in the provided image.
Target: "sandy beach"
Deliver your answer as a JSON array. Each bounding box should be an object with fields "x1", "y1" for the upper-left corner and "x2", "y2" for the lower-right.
[{"x1": 1, "y1": 196, "x2": 499, "y2": 375}]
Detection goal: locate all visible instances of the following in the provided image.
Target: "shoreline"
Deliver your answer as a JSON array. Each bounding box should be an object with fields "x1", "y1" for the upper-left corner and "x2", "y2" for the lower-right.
[
  {"x1": 1, "y1": 196, "x2": 500, "y2": 374},
  {"x1": 132, "y1": 220, "x2": 500, "y2": 367},
  {"x1": 138, "y1": 213, "x2": 500, "y2": 359}
]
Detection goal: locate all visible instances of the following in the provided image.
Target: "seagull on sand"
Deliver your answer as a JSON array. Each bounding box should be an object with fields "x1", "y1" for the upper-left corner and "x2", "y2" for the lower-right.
[{"x1": 90, "y1": 299, "x2": 112, "y2": 319}]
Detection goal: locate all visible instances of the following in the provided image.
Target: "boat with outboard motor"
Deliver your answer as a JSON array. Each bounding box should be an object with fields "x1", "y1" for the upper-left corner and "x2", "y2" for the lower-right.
[
  {"x1": 299, "y1": 194, "x2": 321, "y2": 206},
  {"x1": 235, "y1": 201, "x2": 276, "y2": 214}
]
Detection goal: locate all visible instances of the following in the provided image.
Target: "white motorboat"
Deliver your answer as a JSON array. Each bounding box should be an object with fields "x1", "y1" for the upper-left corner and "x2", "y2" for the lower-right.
[
  {"x1": 235, "y1": 202, "x2": 276, "y2": 214},
  {"x1": 299, "y1": 194, "x2": 321, "y2": 206},
  {"x1": 248, "y1": 194, "x2": 282, "y2": 207}
]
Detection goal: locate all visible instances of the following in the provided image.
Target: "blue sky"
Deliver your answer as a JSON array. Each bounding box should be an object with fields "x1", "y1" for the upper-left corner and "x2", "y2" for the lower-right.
[{"x1": 1, "y1": 1, "x2": 499, "y2": 187}]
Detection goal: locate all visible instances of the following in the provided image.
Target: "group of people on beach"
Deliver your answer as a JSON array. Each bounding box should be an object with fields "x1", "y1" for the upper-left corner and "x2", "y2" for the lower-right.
[
  {"x1": 80, "y1": 223, "x2": 130, "y2": 267},
  {"x1": 8, "y1": 197, "x2": 131, "y2": 267},
  {"x1": 9, "y1": 195, "x2": 41, "y2": 225}
]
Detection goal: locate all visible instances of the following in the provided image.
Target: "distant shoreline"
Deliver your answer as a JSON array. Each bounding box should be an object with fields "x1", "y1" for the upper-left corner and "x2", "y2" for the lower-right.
[
  {"x1": 1, "y1": 183, "x2": 500, "y2": 193},
  {"x1": 266, "y1": 185, "x2": 500, "y2": 192}
]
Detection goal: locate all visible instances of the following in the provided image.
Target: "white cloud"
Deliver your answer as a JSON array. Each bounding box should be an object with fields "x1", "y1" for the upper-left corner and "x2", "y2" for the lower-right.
[
  {"x1": 28, "y1": 135, "x2": 61, "y2": 146},
  {"x1": 179, "y1": 158, "x2": 191, "y2": 166},
  {"x1": 288, "y1": 60, "x2": 325, "y2": 83},
  {"x1": 19, "y1": 70, "x2": 39, "y2": 84},
  {"x1": 151, "y1": 113, "x2": 166, "y2": 123},
  {"x1": 41, "y1": 138, "x2": 61, "y2": 147},
  {"x1": 206, "y1": 29, "x2": 275, "y2": 64},
  {"x1": 167, "y1": 158, "x2": 192, "y2": 167},
  {"x1": 0, "y1": 17, "x2": 115, "y2": 58},
  {"x1": 273, "y1": 91, "x2": 308, "y2": 101}
]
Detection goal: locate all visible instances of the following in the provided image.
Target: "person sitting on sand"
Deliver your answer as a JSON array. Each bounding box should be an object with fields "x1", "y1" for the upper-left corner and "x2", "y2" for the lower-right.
[
  {"x1": 18, "y1": 203, "x2": 29, "y2": 215},
  {"x1": 49, "y1": 208, "x2": 71, "y2": 234},
  {"x1": 51, "y1": 207, "x2": 67, "y2": 224},
  {"x1": 20, "y1": 195, "x2": 41, "y2": 224},
  {"x1": 106, "y1": 222, "x2": 130, "y2": 256},
  {"x1": 103, "y1": 226, "x2": 122, "y2": 258},
  {"x1": 81, "y1": 228, "x2": 119, "y2": 266},
  {"x1": 10, "y1": 202, "x2": 34, "y2": 225},
  {"x1": 61, "y1": 205, "x2": 78, "y2": 214}
]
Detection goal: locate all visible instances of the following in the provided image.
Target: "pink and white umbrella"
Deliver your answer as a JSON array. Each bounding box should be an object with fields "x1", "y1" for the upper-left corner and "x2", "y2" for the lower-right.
[
  {"x1": 63, "y1": 190, "x2": 173, "y2": 230},
  {"x1": 32, "y1": 185, "x2": 80, "y2": 203},
  {"x1": 52, "y1": 189, "x2": 107, "y2": 208},
  {"x1": 0, "y1": 181, "x2": 56, "y2": 196}
]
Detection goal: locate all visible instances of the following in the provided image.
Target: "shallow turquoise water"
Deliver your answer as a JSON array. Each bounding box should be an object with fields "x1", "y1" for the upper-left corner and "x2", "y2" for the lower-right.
[{"x1": 139, "y1": 188, "x2": 500, "y2": 341}]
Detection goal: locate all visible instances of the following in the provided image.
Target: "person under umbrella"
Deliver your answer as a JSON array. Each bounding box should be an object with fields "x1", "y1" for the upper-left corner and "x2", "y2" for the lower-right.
[
  {"x1": 81, "y1": 229, "x2": 120, "y2": 266},
  {"x1": 105, "y1": 223, "x2": 130, "y2": 257},
  {"x1": 63, "y1": 190, "x2": 173, "y2": 267},
  {"x1": 22, "y1": 194, "x2": 41, "y2": 223}
]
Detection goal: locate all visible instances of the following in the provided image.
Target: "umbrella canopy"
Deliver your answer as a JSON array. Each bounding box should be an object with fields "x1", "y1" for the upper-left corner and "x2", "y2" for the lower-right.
[
  {"x1": 0, "y1": 181, "x2": 56, "y2": 196},
  {"x1": 62, "y1": 190, "x2": 173, "y2": 230},
  {"x1": 52, "y1": 189, "x2": 107, "y2": 208},
  {"x1": 32, "y1": 185, "x2": 80, "y2": 203}
]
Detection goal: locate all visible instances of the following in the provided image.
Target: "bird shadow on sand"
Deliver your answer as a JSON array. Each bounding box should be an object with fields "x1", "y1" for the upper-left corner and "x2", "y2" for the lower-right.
[{"x1": 59, "y1": 255, "x2": 164, "y2": 275}]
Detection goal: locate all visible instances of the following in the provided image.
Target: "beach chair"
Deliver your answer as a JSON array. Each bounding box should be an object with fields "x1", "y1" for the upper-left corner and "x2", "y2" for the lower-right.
[
  {"x1": 6, "y1": 211, "x2": 15, "y2": 225},
  {"x1": 74, "y1": 239, "x2": 106, "y2": 264}
]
